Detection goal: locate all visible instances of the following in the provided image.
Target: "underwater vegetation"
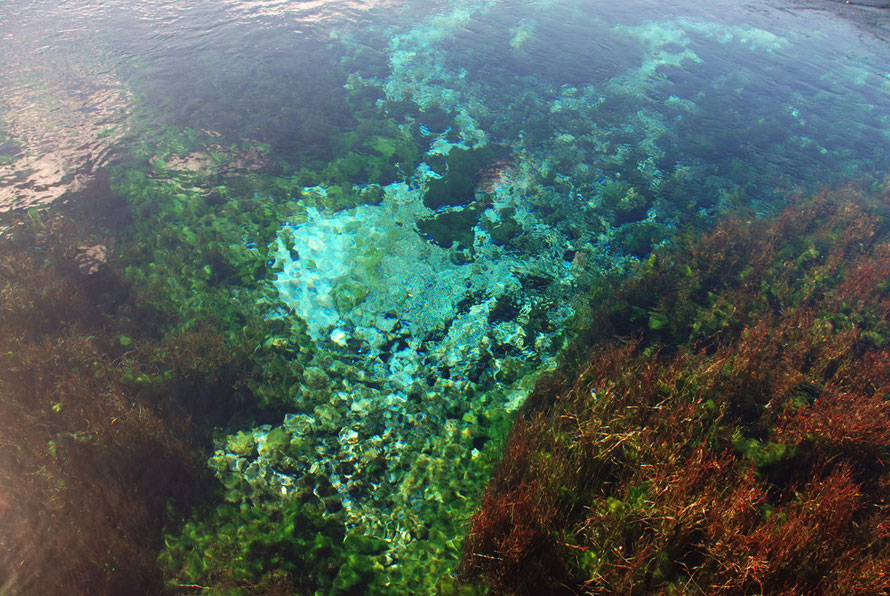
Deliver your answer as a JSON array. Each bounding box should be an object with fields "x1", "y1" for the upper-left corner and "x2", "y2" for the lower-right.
[
  {"x1": 0, "y1": 159, "x2": 410, "y2": 594},
  {"x1": 461, "y1": 186, "x2": 890, "y2": 593},
  {"x1": 9, "y1": 3, "x2": 890, "y2": 594},
  {"x1": 0, "y1": 208, "x2": 213, "y2": 594},
  {"x1": 95, "y1": 119, "x2": 520, "y2": 593},
  {"x1": 95, "y1": 9, "x2": 890, "y2": 590},
  {"x1": 159, "y1": 498, "x2": 391, "y2": 595}
]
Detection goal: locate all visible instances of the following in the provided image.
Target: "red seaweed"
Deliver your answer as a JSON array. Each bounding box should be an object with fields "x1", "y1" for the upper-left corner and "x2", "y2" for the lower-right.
[{"x1": 461, "y1": 187, "x2": 890, "y2": 594}]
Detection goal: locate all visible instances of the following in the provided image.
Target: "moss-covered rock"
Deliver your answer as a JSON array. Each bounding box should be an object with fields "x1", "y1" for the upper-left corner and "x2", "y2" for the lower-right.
[
  {"x1": 417, "y1": 206, "x2": 481, "y2": 250},
  {"x1": 423, "y1": 146, "x2": 502, "y2": 210}
]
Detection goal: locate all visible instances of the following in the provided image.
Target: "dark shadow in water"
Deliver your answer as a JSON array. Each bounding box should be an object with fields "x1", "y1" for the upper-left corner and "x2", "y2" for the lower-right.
[
  {"x1": 0, "y1": 212, "x2": 204, "y2": 594},
  {"x1": 0, "y1": 170, "x2": 289, "y2": 594}
]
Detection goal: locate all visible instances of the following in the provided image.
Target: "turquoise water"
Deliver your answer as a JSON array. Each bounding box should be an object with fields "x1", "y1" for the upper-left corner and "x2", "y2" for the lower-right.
[{"x1": 2, "y1": 0, "x2": 890, "y2": 592}]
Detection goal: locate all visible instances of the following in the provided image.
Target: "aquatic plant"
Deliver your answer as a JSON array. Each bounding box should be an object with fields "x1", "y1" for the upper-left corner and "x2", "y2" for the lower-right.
[
  {"x1": 0, "y1": 208, "x2": 208, "y2": 593},
  {"x1": 10, "y1": 2, "x2": 890, "y2": 594},
  {"x1": 106, "y1": 127, "x2": 319, "y2": 412},
  {"x1": 100, "y1": 110, "x2": 524, "y2": 592},
  {"x1": 159, "y1": 498, "x2": 390, "y2": 594},
  {"x1": 322, "y1": 119, "x2": 422, "y2": 187},
  {"x1": 461, "y1": 186, "x2": 890, "y2": 593},
  {"x1": 97, "y1": 8, "x2": 890, "y2": 593}
]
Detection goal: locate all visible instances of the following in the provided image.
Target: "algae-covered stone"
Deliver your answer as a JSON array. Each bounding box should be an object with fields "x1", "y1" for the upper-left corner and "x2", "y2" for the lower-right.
[
  {"x1": 343, "y1": 532, "x2": 388, "y2": 555},
  {"x1": 422, "y1": 145, "x2": 502, "y2": 210},
  {"x1": 260, "y1": 427, "x2": 291, "y2": 456},
  {"x1": 417, "y1": 206, "x2": 481, "y2": 250},
  {"x1": 482, "y1": 207, "x2": 522, "y2": 246},
  {"x1": 227, "y1": 431, "x2": 257, "y2": 457}
]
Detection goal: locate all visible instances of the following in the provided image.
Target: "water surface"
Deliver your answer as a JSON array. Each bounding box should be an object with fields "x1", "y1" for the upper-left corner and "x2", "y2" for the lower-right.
[{"x1": 2, "y1": 0, "x2": 890, "y2": 592}]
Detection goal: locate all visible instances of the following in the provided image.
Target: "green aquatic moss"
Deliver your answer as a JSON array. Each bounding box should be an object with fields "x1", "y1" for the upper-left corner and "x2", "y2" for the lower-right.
[
  {"x1": 159, "y1": 499, "x2": 387, "y2": 594},
  {"x1": 617, "y1": 221, "x2": 672, "y2": 258},
  {"x1": 321, "y1": 118, "x2": 422, "y2": 186},
  {"x1": 732, "y1": 433, "x2": 798, "y2": 471},
  {"x1": 417, "y1": 205, "x2": 481, "y2": 249},
  {"x1": 106, "y1": 127, "x2": 318, "y2": 411},
  {"x1": 423, "y1": 146, "x2": 501, "y2": 210},
  {"x1": 227, "y1": 431, "x2": 257, "y2": 457},
  {"x1": 481, "y1": 207, "x2": 522, "y2": 246}
]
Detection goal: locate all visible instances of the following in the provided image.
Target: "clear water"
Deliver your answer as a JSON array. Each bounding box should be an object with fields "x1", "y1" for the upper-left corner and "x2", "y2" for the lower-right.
[{"x1": 2, "y1": 0, "x2": 890, "y2": 592}]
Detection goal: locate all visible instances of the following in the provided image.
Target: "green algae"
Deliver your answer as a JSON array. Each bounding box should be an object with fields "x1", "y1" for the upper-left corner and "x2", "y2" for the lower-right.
[
  {"x1": 67, "y1": 7, "x2": 890, "y2": 594},
  {"x1": 159, "y1": 499, "x2": 388, "y2": 595},
  {"x1": 97, "y1": 112, "x2": 530, "y2": 592},
  {"x1": 323, "y1": 121, "x2": 422, "y2": 186},
  {"x1": 423, "y1": 146, "x2": 500, "y2": 210},
  {"x1": 417, "y1": 206, "x2": 481, "y2": 249}
]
